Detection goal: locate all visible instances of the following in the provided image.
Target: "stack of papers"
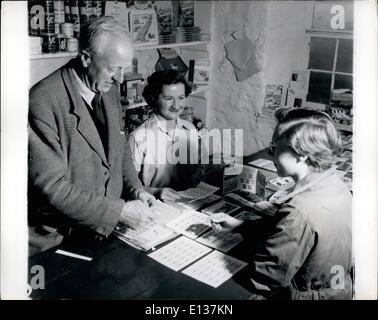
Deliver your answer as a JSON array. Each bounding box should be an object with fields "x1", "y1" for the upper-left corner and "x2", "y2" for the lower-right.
[
  {"x1": 114, "y1": 182, "x2": 220, "y2": 251},
  {"x1": 115, "y1": 222, "x2": 177, "y2": 251},
  {"x1": 114, "y1": 200, "x2": 181, "y2": 251}
]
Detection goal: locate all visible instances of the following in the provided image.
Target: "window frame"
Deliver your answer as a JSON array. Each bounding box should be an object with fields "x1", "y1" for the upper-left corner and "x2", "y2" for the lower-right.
[{"x1": 305, "y1": 29, "x2": 353, "y2": 104}]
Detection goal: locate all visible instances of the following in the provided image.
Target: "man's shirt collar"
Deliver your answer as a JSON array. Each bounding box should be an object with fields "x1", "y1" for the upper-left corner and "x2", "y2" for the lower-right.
[{"x1": 72, "y1": 69, "x2": 96, "y2": 108}]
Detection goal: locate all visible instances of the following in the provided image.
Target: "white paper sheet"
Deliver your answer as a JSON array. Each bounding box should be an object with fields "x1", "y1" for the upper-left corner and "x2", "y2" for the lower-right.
[
  {"x1": 181, "y1": 250, "x2": 248, "y2": 288},
  {"x1": 147, "y1": 236, "x2": 212, "y2": 271},
  {"x1": 151, "y1": 200, "x2": 182, "y2": 224},
  {"x1": 166, "y1": 210, "x2": 211, "y2": 239}
]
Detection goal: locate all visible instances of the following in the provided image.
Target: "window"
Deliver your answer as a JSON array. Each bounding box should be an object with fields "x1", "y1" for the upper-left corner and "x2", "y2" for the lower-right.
[
  {"x1": 307, "y1": 36, "x2": 353, "y2": 104},
  {"x1": 306, "y1": 1, "x2": 353, "y2": 105}
]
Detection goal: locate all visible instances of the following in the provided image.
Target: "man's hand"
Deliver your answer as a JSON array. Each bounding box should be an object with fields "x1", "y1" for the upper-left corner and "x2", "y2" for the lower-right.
[
  {"x1": 131, "y1": 188, "x2": 156, "y2": 207},
  {"x1": 119, "y1": 200, "x2": 158, "y2": 229},
  {"x1": 209, "y1": 213, "x2": 244, "y2": 233}
]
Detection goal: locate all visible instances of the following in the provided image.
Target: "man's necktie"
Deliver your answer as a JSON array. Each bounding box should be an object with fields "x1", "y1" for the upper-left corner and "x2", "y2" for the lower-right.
[
  {"x1": 91, "y1": 93, "x2": 106, "y2": 127},
  {"x1": 91, "y1": 93, "x2": 108, "y2": 156}
]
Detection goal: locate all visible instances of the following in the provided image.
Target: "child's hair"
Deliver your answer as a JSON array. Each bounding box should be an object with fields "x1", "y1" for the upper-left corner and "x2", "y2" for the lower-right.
[
  {"x1": 274, "y1": 107, "x2": 334, "y2": 123},
  {"x1": 142, "y1": 70, "x2": 192, "y2": 109},
  {"x1": 273, "y1": 108, "x2": 343, "y2": 170}
]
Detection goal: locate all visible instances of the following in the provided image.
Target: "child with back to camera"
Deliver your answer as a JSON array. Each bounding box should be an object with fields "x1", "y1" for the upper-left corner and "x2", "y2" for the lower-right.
[{"x1": 210, "y1": 108, "x2": 352, "y2": 300}]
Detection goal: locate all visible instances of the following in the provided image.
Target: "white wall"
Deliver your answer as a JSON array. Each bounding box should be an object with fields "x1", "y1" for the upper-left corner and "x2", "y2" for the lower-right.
[
  {"x1": 263, "y1": 1, "x2": 313, "y2": 88},
  {"x1": 208, "y1": 0, "x2": 314, "y2": 156}
]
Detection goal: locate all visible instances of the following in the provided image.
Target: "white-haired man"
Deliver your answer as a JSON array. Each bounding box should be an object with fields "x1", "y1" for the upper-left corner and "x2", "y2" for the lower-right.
[{"x1": 28, "y1": 16, "x2": 157, "y2": 255}]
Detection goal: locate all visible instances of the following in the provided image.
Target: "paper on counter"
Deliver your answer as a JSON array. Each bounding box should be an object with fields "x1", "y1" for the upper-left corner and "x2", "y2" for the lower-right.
[
  {"x1": 181, "y1": 250, "x2": 248, "y2": 288},
  {"x1": 166, "y1": 210, "x2": 211, "y2": 239},
  {"x1": 115, "y1": 223, "x2": 177, "y2": 251},
  {"x1": 196, "y1": 230, "x2": 243, "y2": 253},
  {"x1": 151, "y1": 200, "x2": 182, "y2": 224},
  {"x1": 224, "y1": 192, "x2": 261, "y2": 208},
  {"x1": 177, "y1": 182, "x2": 219, "y2": 200},
  {"x1": 201, "y1": 200, "x2": 240, "y2": 216},
  {"x1": 176, "y1": 194, "x2": 222, "y2": 211},
  {"x1": 147, "y1": 236, "x2": 212, "y2": 271},
  {"x1": 196, "y1": 212, "x2": 245, "y2": 252}
]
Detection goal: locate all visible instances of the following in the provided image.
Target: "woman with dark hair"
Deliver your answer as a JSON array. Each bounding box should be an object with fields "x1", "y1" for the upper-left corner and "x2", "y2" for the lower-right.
[
  {"x1": 210, "y1": 109, "x2": 352, "y2": 300},
  {"x1": 128, "y1": 70, "x2": 201, "y2": 202}
]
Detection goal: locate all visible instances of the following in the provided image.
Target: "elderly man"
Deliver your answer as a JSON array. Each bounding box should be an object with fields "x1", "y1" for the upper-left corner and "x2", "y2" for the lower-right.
[{"x1": 28, "y1": 16, "x2": 157, "y2": 255}]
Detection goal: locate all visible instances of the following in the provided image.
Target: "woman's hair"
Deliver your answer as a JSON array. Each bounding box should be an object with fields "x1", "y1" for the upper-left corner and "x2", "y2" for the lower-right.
[
  {"x1": 142, "y1": 70, "x2": 192, "y2": 108},
  {"x1": 273, "y1": 108, "x2": 343, "y2": 170},
  {"x1": 79, "y1": 16, "x2": 131, "y2": 55}
]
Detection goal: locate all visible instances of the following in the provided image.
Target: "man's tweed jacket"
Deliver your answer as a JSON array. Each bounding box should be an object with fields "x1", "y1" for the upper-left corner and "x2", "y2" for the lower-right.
[{"x1": 28, "y1": 59, "x2": 142, "y2": 254}]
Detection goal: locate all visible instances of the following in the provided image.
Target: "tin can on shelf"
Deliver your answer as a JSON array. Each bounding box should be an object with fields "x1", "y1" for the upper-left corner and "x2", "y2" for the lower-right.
[
  {"x1": 54, "y1": 1, "x2": 65, "y2": 23},
  {"x1": 54, "y1": 23, "x2": 61, "y2": 34},
  {"x1": 57, "y1": 34, "x2": 67, "y2": 52},
  {"x1": 61, "y1": 22, "x2": 74, "y2": 38},
  {"x1": 67, "y1": 37, "x2": 79, "y2": 52},
  {"x1": 41, "y1": 33, "x2": 57, "y2": 53}
]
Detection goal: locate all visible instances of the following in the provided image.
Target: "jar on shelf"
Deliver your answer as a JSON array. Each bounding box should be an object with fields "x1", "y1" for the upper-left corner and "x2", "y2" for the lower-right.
[
  {"x1": 61, "y1": 22, "x2": 74, "y2": 38},
  {"x1": 41, "y1": 33, "x2": 57, "y2": 53},
  {"x1": 67, "y1": 38, "x2": 78, "y2": 52},
  {"x1": 56, "y1": 34, "x2": 67, "y2": 52}
]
